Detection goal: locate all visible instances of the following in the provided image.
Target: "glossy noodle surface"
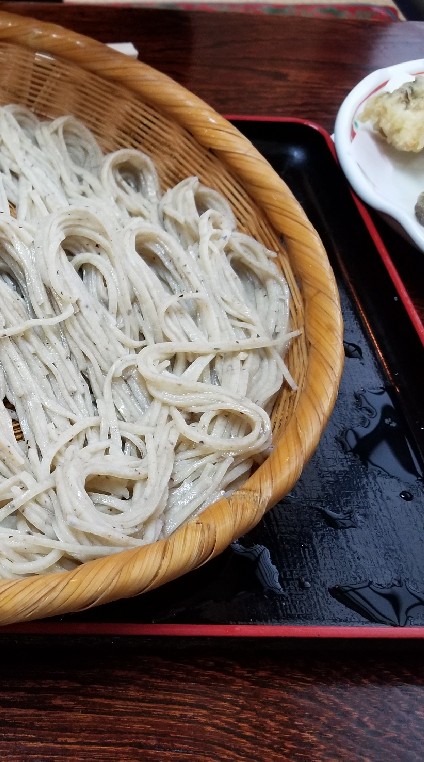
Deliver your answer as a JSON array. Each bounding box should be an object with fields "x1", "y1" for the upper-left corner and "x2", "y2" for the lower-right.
[{"x1": 0, "y1": 106, "x2": 295, "y2": 578}]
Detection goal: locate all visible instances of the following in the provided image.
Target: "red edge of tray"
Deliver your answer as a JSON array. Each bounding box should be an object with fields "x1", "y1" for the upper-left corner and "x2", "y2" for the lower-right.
[
  {"x1": 2, "y1": 116, "x2": 423, "y2": 640},
  {"x1": 1, "y1": 623, "x2": 424, "y2": 638}
]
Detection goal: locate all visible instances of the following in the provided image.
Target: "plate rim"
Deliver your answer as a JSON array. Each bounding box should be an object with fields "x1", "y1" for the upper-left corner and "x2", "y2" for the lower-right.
[{"x1": 334, "y1": 58, "x2": 424, "y2": 253}]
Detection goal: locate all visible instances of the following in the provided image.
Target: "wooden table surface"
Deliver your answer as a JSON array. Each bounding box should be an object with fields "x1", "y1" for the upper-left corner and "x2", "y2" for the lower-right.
[
  {"x1": 2, "y1": 4, "x2": 424, "y2": 129},
  {"x1": 0, "y1": 5, "x2": 424, "y2": 760}
]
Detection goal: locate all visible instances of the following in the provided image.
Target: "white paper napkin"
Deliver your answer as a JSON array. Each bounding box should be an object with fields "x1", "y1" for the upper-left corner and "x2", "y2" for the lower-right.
[{"x1": 107, "y1": 42, "x2": 139, "y2": 58}]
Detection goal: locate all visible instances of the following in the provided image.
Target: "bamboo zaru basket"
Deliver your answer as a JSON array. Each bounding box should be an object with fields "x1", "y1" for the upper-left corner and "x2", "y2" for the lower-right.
[{"x1": 0, "y1": 11, "x2": 343, "y2": 626}]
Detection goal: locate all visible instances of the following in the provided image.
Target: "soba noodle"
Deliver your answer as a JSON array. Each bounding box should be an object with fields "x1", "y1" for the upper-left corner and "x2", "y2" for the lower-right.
[{"x1": 0, "y1": 105, "x2": 296, "y2": 578}]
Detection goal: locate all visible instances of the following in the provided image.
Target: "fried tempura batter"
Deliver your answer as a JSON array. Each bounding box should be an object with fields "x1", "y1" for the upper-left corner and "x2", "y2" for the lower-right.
[{"x1": 360, "y1": 75, "x2": 424, "y2": 153}]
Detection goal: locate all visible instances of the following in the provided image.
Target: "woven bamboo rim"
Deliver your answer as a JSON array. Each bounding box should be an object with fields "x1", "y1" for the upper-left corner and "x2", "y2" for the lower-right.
[{"x1": 0, "y1": 10, "x2": 343, "y2": 626}]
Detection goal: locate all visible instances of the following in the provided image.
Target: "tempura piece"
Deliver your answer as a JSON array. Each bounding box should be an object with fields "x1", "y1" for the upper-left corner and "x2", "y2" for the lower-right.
[{"x1": 360, "y1": 75, "x2": 424, "y2": 153}]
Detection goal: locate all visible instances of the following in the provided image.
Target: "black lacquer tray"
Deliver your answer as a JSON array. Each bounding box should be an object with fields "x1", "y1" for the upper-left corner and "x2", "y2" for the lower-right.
[{"x1": 3, "y1": 119, "x2": 424, "y2": 638}]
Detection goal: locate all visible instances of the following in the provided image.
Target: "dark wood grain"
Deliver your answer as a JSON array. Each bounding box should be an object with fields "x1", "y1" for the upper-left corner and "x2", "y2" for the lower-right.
[
  {"x1": 0, "y1": 5, "x2": 424, "y2": 758},
  {"x1": 1, "y1": 638, "x2": 424, "y2": 760},
  {"x1": 1, "y1": 4, "x2": 424, "y2": 129}
]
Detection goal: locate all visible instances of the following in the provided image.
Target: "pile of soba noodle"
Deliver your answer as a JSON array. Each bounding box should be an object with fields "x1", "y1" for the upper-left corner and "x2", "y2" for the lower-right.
[{"x1": 0, "y1": 104, "x2": 296, "y2": 579}]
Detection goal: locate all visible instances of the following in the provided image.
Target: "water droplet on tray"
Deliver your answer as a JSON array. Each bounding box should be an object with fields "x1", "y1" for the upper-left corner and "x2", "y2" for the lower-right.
[
  {"x1": 231, "y1": 540, "x2": 285, "y2": 595},
  {"x1": 330, "y1": 579, "x2": 424, "y2": 626},
  {"x1": 300, "y1": 578, "x2": 311, "y2": 590},
  {"x1": 337, "y1": 387, "x2": 422, "y2": 483},
  {"x1": 317, "y1": 505, "x2": 359, "y2": 529},
  {"x1": 343, "y1": 341, "x2": 363, "y2": 360}
]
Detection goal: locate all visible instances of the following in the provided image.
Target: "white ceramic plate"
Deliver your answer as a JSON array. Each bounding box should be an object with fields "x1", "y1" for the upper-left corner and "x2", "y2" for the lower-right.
[{"x1": 334, "y1": 59, "x2": 424, "y2": 252}]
